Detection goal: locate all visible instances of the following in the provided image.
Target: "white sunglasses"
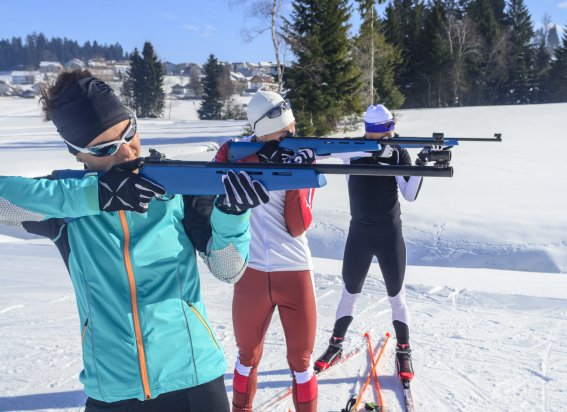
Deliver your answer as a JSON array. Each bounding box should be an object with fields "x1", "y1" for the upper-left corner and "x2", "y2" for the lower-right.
[{"x1": 63, "y1": 108, "x2": 137, "y2": 157}]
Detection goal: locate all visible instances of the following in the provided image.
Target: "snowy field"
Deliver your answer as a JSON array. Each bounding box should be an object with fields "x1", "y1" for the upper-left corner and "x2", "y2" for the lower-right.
[{"x1": 0, "y1": 97, "x2": 566, "y2": 411}]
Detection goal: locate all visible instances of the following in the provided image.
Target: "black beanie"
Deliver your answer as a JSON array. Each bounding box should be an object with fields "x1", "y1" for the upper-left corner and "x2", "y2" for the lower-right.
[{"x1": 51, "y1": 77, "x2": 130, "y2": 154}]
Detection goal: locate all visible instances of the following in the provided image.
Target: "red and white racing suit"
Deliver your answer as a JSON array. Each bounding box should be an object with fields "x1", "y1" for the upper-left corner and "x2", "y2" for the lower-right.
[{"x1": 215, "y1": 140, "x2": 318, "y2": 412}]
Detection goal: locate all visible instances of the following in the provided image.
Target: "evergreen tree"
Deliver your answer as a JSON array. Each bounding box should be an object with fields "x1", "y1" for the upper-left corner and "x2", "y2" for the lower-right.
[
  {"x1": 504, "y1": 0, "x2": 535, "y2": 104},
  {"x1": 198, "y1": 54, "x2": 224, "y2": 120},
  {"x1": 141, "y1": 42, "x2": 165, "y2": 117},
  {"x1": 547, "y1": 28, "x2": 567, "y2": 103},
  {"x1": 465, "y1": 0, "x2": 509, "y2": 104},
  {"x1": 382, "y1": 0, "x2": 426, "y2": 107},
  {"x1": 354, "y1": 0, "x2": 404, "y2": 109},
  {"x1": 121, "y1": 42, "x2": 165, "y2": 118},
  {"x1": 414, "y1": 0, "x2": 452, "y2": 107},
  {"x1": 284, "y1": 0, "x2": 362, "y2": 135},
  {"x1": 0, "y1": 33, "x2": 127, "y2": 71},
  {"x1": 121, "y1": 49, "x2": 144, "y2": 113}
]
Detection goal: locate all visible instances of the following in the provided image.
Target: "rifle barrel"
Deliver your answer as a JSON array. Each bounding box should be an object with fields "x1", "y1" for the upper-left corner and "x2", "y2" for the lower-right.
[{"x1": 144, "y1": 160, "x2": 454, "y2": 178}]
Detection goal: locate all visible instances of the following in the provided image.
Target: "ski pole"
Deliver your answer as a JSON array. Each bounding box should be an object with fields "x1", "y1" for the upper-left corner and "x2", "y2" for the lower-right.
[
  {"x1": 365, "y1": 332, "x2": 385, "y2": 411},
  {"x1": 354, "y1": 332, "x2": 391, "y2": 411}
]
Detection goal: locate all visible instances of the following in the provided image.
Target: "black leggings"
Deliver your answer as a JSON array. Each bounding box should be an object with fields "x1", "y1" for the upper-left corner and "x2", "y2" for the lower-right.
[
  {"x1": 84, "y1": 375, "x2": 230, "y2": 412},
  {"x1": 342, "y1": 218, "x2": 406, "y2": 297},
  {"x1": 333, "y1": 218, "x2": 409, "y2": 343}
]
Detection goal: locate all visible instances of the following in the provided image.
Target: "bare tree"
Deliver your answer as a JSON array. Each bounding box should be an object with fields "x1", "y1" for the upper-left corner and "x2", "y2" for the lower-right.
[
  {"x1": 445, "y1": 14, "x2": 481, "y2": 105},
  {"x1": 218, "y1": 64, "x2": 236, "y2": 101},
  {"x1": 534, "y1": 14, "x2": 552, "y2": 45},
  {"x1": 230, "y1": 0, "x2": 288, "y2": 92},
  {"x1": 188, "y1": 66, "x2": 203, "y2": 98}
]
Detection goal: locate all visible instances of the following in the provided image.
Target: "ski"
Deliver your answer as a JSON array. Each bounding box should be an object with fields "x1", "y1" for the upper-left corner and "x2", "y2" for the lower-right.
[
  {"x1": 395, "y1": 343, "x2": 415, "y2": 412},
  {"x1": 401, "y1": 379, "x2": 415, "y2": 412},
  {"x1": 256, "y1": 336, "x2": 368, "y2": 412}
]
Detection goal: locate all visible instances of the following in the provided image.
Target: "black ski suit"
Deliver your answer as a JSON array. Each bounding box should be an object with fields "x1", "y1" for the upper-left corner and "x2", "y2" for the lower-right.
[{"x1": 333, "y1": 146, "x2": 422, "y2": 344}]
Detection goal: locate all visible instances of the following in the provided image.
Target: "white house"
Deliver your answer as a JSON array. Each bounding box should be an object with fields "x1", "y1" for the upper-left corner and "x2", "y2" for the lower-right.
[
  {"x1": 230, "y1": 71, "x2": 250, "y2": 92},
  {"x1": 65, "y1": 59, "x2": 86, "y2": 70},
  {"x1": 87, "y1": 59, "x2": 114, "y2": 82},
  {"x1": 113, "y1": 61, "x2": 130, "y2": 78},
  {"x1": 10, "y1": 71, "x2": 36, "y2": 85},
  {"x1": 0, "y1": 80, "x2": 13, "y2": 96},
  {"x1": 39, "y1": 61, "x2": 63, "y2": 74},
  {"x1": 257, "y1": 61, "x2": 278, "y2": 77},
  {"x1": 250, "y1": 75, "x2": 277, "y2": 92}
]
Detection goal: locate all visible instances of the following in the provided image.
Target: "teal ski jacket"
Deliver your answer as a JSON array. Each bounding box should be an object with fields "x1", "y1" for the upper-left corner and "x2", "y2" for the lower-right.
[{"x1": 0, "y1": 174, "x2": 251, "y2": 402}]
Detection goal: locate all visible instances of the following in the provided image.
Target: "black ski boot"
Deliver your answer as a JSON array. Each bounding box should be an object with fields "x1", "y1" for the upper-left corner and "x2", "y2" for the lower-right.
[
  {"x1": 396, "y1": 343, "x2": 414, "y2": 380},
  {"x1": 314, "y1": 336, "x2": 343, "y2": 373}
]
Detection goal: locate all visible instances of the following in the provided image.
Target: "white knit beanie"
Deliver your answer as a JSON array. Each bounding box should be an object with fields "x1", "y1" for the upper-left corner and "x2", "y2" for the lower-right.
[
  {"x1": 247, "y1": 89, "x2": 295, "y2": 137},
  {"x1": 364, "y1": 104, "x2": 395, "y2": 133}
]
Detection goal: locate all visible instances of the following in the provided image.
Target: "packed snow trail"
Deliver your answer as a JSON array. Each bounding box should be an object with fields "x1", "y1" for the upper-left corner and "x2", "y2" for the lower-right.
[{"x1": 1, "y1": 100, "x2": 567, "y2": 411}]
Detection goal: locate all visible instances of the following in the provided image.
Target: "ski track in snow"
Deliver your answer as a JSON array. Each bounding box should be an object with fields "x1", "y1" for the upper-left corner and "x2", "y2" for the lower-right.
[
  {"x1": 1, "y1": 101, "x2": 567, "y2": 411},
  {"x1": 0, "y1": 305, "x2": 25, "y2": 314},
  {"x1": 5, "y1": 250, "x2": 566, "y2": 411}
]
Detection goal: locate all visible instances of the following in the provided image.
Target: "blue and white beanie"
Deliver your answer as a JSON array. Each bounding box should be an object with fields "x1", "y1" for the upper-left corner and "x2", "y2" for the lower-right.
[{"x1": 364, "y1": 104, "x2": 395, "y2": 133}]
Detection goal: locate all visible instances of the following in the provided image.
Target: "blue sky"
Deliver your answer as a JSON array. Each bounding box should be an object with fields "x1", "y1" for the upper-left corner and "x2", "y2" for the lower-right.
[{"x1": 0, "y1": 0, "x2": 566, "y2": 65}]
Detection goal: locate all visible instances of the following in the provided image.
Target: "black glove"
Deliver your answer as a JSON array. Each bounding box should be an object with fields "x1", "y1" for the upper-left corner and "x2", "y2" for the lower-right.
[
  {"x1": 98, "y1": 158, "x2": 166, "y2": 213},
  {"x1": 290, "y1": 148, "x2": 315, "y2": 164},
  {"x1": 216, "y1": 170, "x2": 270, "y2": 214},
  {"x1": 415, "y1": 147, "x2": 431, "y2": 166},
  {"x1": 372, "y1": 144, "x2": 395, "y2": 161},
  {"x1": 256, "y1": 140, "x2": 294, "y2": 163},
  {"x1": 371, "y1": 145, "x2": 400, "y2": 165}
]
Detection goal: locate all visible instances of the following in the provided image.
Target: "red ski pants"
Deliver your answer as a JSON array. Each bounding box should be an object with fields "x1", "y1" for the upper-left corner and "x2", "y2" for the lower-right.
[{"x1": 232, "y1": 267, "x2": 317, "y2": 412}]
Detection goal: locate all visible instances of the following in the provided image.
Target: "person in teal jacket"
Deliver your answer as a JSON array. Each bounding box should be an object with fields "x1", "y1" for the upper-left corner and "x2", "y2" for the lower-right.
[{"x1": 0, "y1": 70, "x2": 270, "y2": 412}]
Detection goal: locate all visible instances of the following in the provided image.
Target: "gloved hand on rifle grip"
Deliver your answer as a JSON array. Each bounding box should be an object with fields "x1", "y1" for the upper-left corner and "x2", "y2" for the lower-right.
[
  {"x1": 373, "y1": 144, "x2": 394, "y2": 160},
  {"x1": 216, "y1": 170, "x2": 270, "y2": 214},
  {"x1": 415, "y1": 147, "x2": 431, "y2": 166},
  {"x1": 290, "y1": 148, "x2": 315, "y2": 164},
  {"x1": 256, "y1": 140, "x2": 294, "y2": 163},
  {"x1": 98, "y1": 158, "x2": 166, "y2": 213}
]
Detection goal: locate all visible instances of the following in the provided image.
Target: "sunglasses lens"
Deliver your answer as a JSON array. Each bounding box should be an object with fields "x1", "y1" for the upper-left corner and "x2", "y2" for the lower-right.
[
  {"x1": 88, "y1": 116, "x2": 136, "y2": 157},
  {"x1": 123, "y1": 124, "x2": 136, "y2": 143},
  {"x1": 90, "y1": 143, "x2": 121, "y2": 157},
  {"x1": 266, "y1": 106, "x2": 282, "y2": 119},
  {"x1": 125, "y1": 117, "x2": 137, "y2": 142}
]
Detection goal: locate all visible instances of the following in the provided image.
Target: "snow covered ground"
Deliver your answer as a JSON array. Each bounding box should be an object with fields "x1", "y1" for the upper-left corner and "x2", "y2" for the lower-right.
[{"x1": 1, "y1": 97, "x2": 566, "y2": 411}]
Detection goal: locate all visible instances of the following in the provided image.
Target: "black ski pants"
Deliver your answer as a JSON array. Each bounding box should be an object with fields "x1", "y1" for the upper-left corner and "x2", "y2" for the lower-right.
[
  {"x1": 342, "y1": 217, "x2": 406, "y2": 297},
  {"x1": 84, "y1": 375, "x2": 230, "y2": 412}
]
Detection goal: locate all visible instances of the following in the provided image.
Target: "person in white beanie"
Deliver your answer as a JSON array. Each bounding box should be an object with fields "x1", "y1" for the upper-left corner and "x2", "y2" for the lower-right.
[
  {"x1": 214, "y1": 89, "x2": 318, "y2": 412},
  {"x1": 314, "y1": 104, "x2": 427, "y2": 383}
]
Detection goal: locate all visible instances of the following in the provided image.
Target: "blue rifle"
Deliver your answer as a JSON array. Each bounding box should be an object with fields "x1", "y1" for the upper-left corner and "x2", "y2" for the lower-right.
[
  {"x1": 55, "y1": 149, "x2": 453, "y2": 195},
  {"x1": 227, "y1": 133, "x2": 502, "y2": 164}
]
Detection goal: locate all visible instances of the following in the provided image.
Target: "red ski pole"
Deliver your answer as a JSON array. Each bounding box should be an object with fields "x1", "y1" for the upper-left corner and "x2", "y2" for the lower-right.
[
  {"x1": 366, "y1": 332, "x2": 385, "y2": 410},
  {"x1": 353, "y1": 332, "x2": 391, "y2": 411}
]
